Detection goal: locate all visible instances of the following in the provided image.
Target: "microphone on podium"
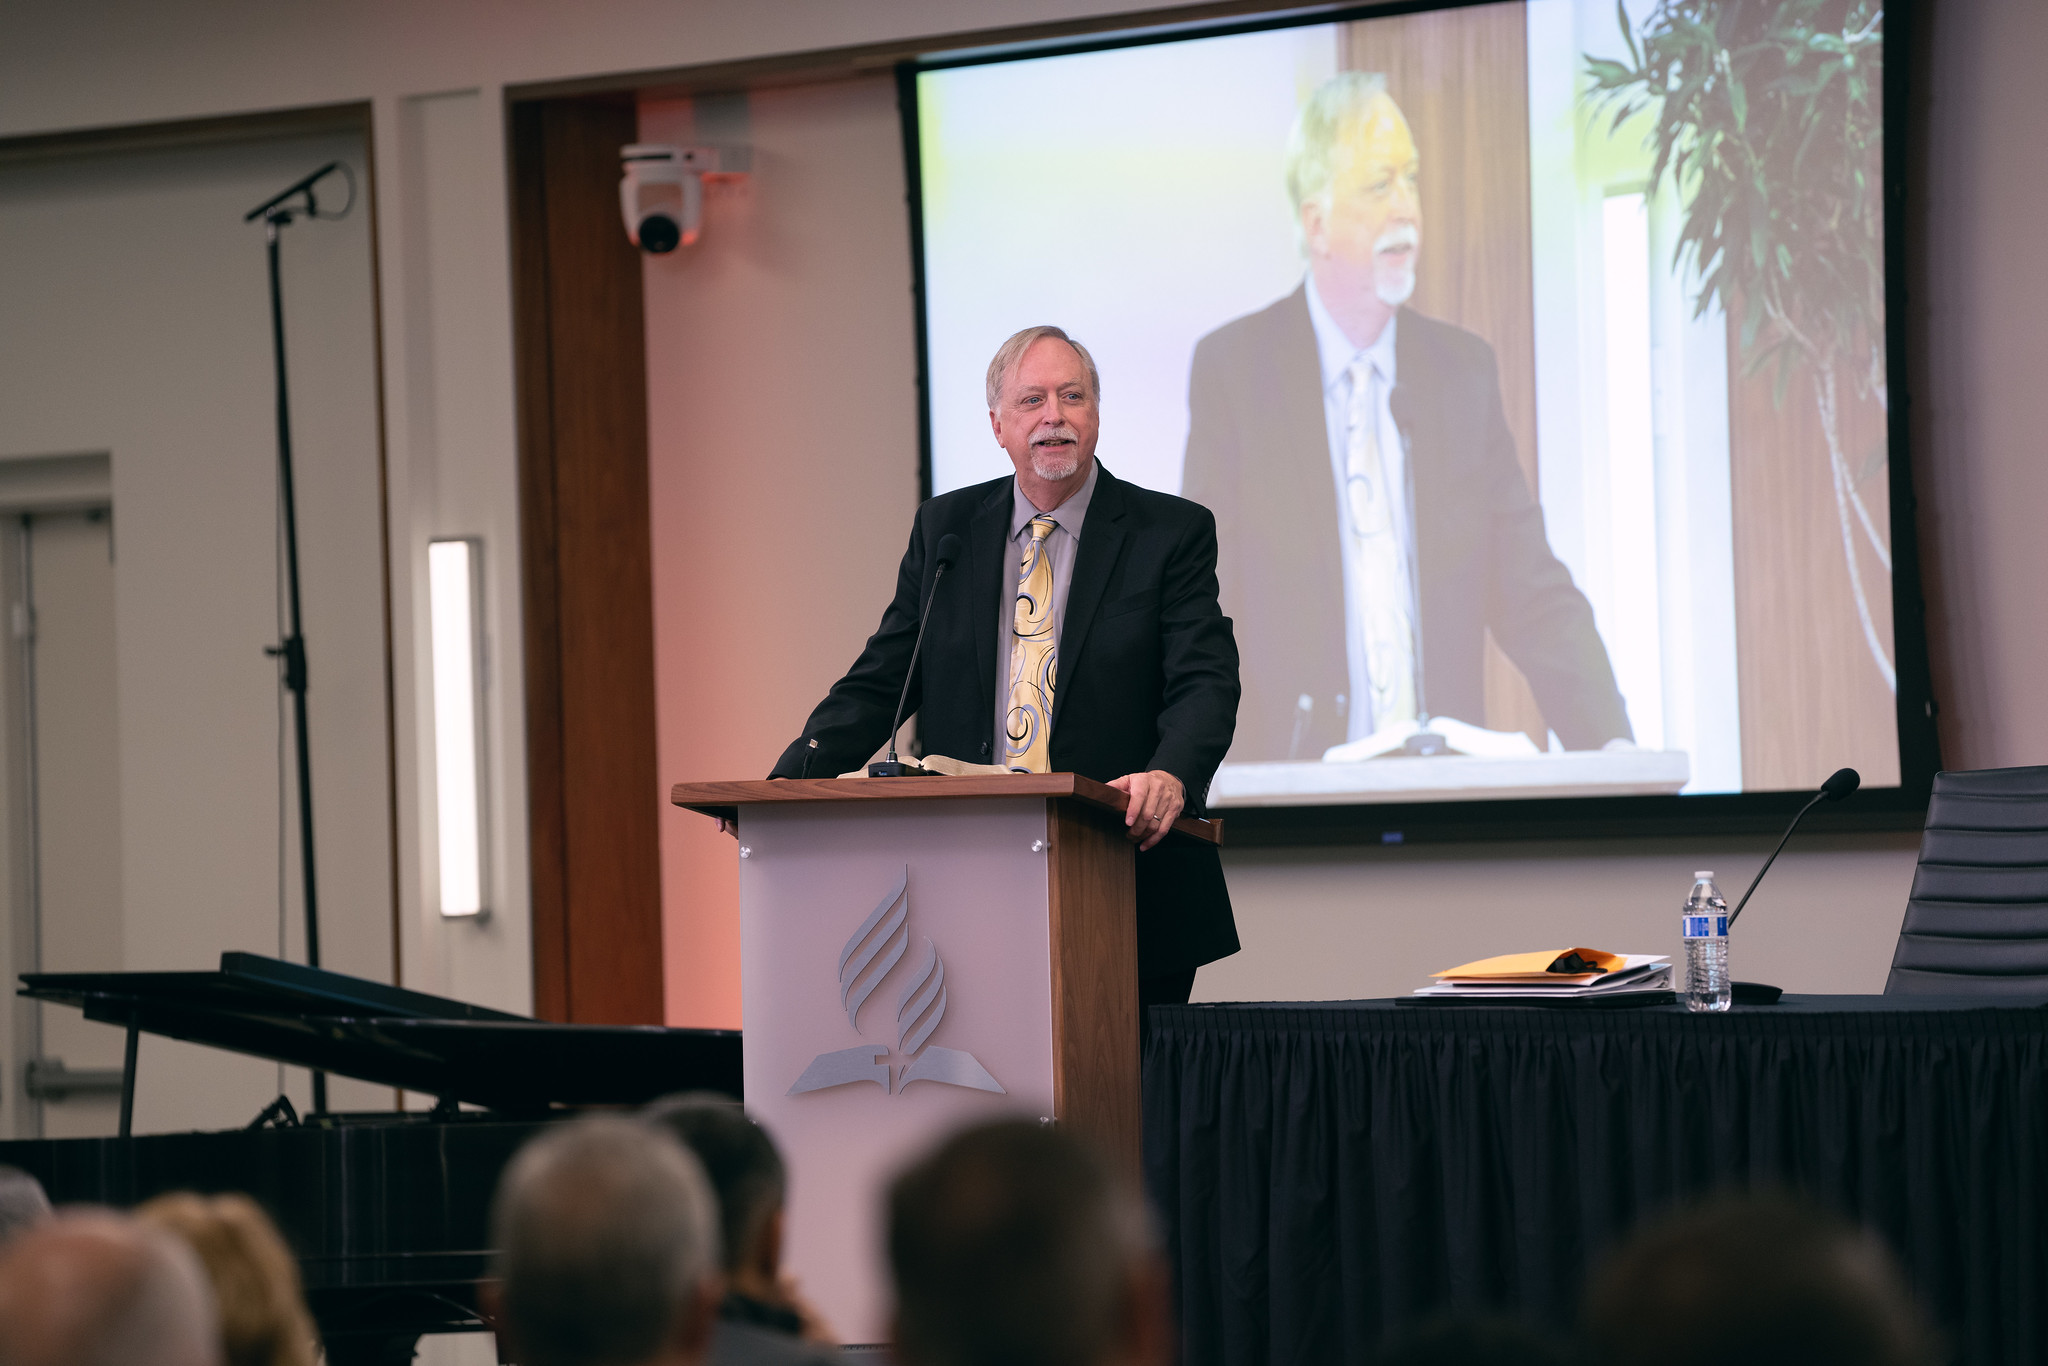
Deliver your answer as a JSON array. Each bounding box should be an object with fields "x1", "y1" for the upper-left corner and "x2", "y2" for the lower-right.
[
  {"x1": 1728, "y1": 767, "x2": 1861, "y2": 928},
  {"x1": 869, "y1": 533, "x2": 963, "y2": 777}
]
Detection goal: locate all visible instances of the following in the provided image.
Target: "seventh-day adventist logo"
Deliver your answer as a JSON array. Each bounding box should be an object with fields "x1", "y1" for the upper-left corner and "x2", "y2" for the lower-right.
[{"x1": 788, "y1": 866, "x2": 1004, "y2": 1097}]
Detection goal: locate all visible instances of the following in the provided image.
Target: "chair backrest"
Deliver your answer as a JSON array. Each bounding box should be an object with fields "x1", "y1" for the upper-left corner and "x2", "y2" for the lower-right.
[{"x1": 1886, "y1": 765, "x2": 2048, "y2": 995}]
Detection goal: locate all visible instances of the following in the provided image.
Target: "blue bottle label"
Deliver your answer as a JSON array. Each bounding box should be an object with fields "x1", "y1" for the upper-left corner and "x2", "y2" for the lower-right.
[{"x1": 1682, "y1": 914, "x2": 1727, "y2": 939}]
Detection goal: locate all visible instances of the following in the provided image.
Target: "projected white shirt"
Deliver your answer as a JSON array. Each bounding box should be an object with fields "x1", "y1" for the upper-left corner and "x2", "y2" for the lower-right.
[{"x1": 1305, "y1": 276, "x2": 1416, "y2": 742}]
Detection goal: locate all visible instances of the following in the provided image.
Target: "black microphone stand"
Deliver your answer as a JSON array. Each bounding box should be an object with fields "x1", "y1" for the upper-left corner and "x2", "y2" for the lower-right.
[
  {"x1": 870, "y1": 536, "x2": 960, "y2": 777},
  {"x1": 1728, "y1": 769, "x2": 1860, "y2": 928},
  {"x1": 1716, "y1": 768, "x2": 1860, "y2": 1005},
  {"x1": 869, "y1": 563, "x2": 950, "y2": 777},
  {"x1": 245, "y1": 161, "x2": 348, "y2": 1114}
]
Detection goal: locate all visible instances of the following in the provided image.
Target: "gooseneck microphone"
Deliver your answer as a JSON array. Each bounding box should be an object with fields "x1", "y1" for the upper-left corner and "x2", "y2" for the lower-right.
[
  {"x1": 869, "y1": 533, "x2": 963, "y2": 777},
  {"x1": 1727, "y1": 767, "x2": 1861, "y2": 927}
]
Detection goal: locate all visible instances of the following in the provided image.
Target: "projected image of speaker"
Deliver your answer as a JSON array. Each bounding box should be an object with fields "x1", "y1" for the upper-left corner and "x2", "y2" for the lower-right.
[{"x1": 903, "y1": 0, "x2": 1926, "y2": 831}]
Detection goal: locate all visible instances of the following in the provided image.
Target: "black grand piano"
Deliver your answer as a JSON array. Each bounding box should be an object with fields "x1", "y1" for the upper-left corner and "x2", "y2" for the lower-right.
[{"x1": 0, "y1": 952, "x2": 743, "y2": 1364}]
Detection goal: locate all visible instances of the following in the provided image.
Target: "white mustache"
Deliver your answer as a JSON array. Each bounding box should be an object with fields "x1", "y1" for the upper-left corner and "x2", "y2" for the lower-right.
[
  {"x1": 1375, "y1": 223, "x2": 1419, "y2": 255},
  {"x1": 1031, "y1": 425, "x2": 1081, "y2": 446}
]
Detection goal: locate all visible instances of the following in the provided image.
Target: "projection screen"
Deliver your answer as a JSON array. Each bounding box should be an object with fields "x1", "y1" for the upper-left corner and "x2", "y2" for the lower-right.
[{"x1": 907, "y1": 0, "x2": 1930, "y2": 820}]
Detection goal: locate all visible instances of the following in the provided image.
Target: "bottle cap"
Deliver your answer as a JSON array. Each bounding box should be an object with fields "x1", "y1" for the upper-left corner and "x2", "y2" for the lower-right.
[{"x1": 1694, "y1": 870, "x2": 1714, "y2": 879}]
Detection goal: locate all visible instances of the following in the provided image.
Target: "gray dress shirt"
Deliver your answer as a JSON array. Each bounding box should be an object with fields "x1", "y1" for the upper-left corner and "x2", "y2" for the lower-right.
[{"x1": 993, "y1": 458, "x2": 1099, "y2": 761}]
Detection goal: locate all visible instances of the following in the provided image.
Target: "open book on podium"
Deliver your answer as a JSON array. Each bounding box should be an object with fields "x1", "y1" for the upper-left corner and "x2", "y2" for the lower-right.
[
  {"x1": 835, "y1": 752, "x2": 1010, "y2": 778},
  {"x1": 669, "y1": 771, "x2": 1217, "y2": 1344}
]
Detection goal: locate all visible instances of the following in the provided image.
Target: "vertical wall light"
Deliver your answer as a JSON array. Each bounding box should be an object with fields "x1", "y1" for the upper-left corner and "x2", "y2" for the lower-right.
[{"x1": 428, "y1": 538, "x2": 486, "y2": 918}]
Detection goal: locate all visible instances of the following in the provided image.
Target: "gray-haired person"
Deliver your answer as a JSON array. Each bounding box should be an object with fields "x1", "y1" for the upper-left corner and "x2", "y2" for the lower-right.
[
  {"x1": 886, "y1": 1120, "x2": 1170, "y2": 1366},
  {"x1": 0, "y1": 1165, "x2": 52, "y2": 1247},
  {"x1": 1183, "y1": 71, "x2": 1630, "y2": 765},
  {"x1": 645, "y1": 1094, "x2": 839, "y2": 1366},
  {"x1": 0, "y1": 1209, "x2": 223, "y2": 1366},
  {"x1": 491, "y1": 1115, "x2": 723, "y2": 1366},
  {"x1": 771, "y1": 324, "x2": 1241, "y2": 1015}
]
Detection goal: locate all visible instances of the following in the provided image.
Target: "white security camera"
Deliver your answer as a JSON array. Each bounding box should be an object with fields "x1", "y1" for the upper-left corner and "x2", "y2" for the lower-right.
[{"x1": 619, "y1": 143, "x2": 751, "y2": 253}]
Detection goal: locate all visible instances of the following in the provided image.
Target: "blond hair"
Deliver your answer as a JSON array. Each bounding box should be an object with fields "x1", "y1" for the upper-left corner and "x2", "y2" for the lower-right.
[
  {"x1": 984, "y1": 325, "x2": 1101, "y2": 411},
  {"x1": 1283, "y1": 71, "x2": 1393, "y2": 250},
  {"x1": 137, "y1": 1192, "x2": 317, "y2": 1366}
]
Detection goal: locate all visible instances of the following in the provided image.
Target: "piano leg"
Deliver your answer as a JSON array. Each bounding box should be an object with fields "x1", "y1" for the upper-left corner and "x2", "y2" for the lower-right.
[{"x1": 118, "y1": 1016, "x2": 139, "y2": 1138}]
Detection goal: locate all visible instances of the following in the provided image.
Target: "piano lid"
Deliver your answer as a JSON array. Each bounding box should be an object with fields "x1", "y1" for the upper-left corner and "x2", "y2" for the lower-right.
[{"x1": 21, "y1": 953, "x2": 741, "y2": 1110}]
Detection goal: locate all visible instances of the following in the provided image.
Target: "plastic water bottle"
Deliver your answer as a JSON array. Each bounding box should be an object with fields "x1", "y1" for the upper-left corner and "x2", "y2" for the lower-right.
[{"x1": 1681, "y1": 871, "x2": 1731, "y2": 1013}]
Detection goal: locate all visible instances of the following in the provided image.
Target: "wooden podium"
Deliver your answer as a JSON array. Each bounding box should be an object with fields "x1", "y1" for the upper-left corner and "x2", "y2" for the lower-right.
[{"x1": 670, "y1": 774, "x2": 1218, "y2": 1343}]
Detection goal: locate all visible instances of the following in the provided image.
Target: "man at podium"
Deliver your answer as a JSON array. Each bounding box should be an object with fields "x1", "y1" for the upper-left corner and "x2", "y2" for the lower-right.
[{"x1": 771, "y1": 326, "x2": 1242, "y2": 1007}]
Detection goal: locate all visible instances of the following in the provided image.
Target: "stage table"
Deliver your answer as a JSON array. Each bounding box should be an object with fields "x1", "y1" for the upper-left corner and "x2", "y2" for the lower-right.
[{"x1": 1143, "y1": 996, "x2": 2048, "y2": 1366}]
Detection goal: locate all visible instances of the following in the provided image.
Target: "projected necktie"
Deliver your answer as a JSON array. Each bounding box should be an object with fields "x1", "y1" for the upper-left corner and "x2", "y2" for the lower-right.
[
  {"x1": 1345, "y1": 356, "x2": 1417, "y2": 731},
  {"x1": 1003, "y1": 515, "x2": 1059, "y2": 772}
]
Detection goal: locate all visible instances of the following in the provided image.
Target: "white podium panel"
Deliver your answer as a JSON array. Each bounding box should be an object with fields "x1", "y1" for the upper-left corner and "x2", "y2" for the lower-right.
[{"x1": 738, "y1": 797, "x2": 1055, "y2": 1344}]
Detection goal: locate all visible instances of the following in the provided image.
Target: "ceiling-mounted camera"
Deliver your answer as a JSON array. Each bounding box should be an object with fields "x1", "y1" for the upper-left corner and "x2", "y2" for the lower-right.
[{"x1": 619, "y1": 143, "x2": 751, "y2": 253}]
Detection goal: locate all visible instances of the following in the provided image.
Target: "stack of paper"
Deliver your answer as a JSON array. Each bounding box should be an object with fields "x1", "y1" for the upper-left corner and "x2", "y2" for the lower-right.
[{"x1": 1412, "y1": 948, "x2": 1672, "y2": 1000}]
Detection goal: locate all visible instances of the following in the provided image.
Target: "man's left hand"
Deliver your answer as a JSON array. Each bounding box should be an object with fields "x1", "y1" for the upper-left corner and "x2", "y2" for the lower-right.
[{"x1": 1107, "y1": 770, "x2": 1185, "y2": 852}]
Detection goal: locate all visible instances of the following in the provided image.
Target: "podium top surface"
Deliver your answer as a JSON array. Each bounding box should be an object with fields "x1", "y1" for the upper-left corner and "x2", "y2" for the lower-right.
[{"x1": 670, "y1": 773, "x2": 1220, "y2": 845}]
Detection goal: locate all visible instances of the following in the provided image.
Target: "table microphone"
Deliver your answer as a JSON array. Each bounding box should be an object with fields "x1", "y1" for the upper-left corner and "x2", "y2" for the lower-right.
[
  {"x1": 869, "y1": 532, "x2": 962, "y2": 777},
  {"x1": 1727, "y1": 767, "x2": 1861, "y2": 928}
]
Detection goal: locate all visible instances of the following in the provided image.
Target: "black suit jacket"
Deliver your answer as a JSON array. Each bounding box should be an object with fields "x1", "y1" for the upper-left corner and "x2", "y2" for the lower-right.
[
  {"x1": 1180, "y1": 287, "x2": 1630, "y2": 762},
  {"x1": 771, "y1": 463, "x2": 1242, "y2": 977}
]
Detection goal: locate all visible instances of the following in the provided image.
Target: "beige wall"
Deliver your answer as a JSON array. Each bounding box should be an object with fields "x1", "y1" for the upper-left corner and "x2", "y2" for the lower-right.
[
  {"x1": 641, "y1": 82, "x2": 922, "y2": 1029},
  {"x1": 0, "y1": 128, "x2": 394, "y2": 1129},
  {"x1": 0, "y1": 0, "x2": 2042, "y2": 1036}
]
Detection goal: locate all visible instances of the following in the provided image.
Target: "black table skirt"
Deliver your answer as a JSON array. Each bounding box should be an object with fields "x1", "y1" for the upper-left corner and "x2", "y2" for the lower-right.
[{"x1": 1142, "y1": 996, "x2": 2048, "y2": 1366}]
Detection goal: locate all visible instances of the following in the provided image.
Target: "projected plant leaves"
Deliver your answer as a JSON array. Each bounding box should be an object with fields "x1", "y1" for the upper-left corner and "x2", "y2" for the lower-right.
[{"x1": 1586, "y1": 0, "x2": 1893, "y2": 691}]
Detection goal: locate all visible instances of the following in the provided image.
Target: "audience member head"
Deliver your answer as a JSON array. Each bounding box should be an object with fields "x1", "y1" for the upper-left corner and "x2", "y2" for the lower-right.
[
  {"x1": 0, "y1": 1209, "x2": 221, "y2": 1366},
  {"x1": 491, "y1": 1115, "x2": 722, "y2": 1366},
  {"x1": 642, "y1": 1094, "x2": 786, "y2": 1295},
  {"x1": 0, "y1": 1165, "x2": 52, "y2": 1247},
  {"x1": 887, "y1": 1119, "x2": 1168, "y2": 1366},
  {"x1": 136, "y1": 1192, "x2": 317, "y2": 1366},
  {"x1": 1372, "y1": 1314, "x2": 1579, "y2": 1366},
  {"x1": 1583, "y1": 1192, "x2": 1937, "y2": 1366}
]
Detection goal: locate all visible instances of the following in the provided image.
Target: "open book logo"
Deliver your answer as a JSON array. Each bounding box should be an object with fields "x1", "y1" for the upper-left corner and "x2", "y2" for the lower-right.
[{"x1": 788, "y1": 866, "x2": 1005, "y2": 1097}]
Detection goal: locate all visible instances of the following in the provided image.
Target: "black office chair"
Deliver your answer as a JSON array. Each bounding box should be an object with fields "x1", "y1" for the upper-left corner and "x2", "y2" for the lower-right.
[{"x1": 1886, "y1": 764, "x2": 2048, "y2": 995}]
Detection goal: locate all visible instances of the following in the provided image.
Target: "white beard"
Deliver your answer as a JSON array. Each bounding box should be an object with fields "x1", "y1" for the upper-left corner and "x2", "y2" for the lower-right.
[
  {"x1": 1373, "y1": 222, "x2": 1420, "y2": 307},
  {"x1": 1376, "y1": 265, "x2": 1416, "y2": 308},
  {"x1": 1031, "y1": 450, "x2": 1081, "y2": 482}
]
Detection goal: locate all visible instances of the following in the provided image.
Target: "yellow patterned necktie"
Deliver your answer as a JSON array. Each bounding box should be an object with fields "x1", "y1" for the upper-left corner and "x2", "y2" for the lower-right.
[{"x1": 1003, "y1": 515, "x2": 1059, "y2": 772}]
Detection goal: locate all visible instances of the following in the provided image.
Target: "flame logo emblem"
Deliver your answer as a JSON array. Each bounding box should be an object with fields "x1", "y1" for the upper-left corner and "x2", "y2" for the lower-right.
[{"x1": 788, "y1": 866, "x2": 1004, "y2": 1096}]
